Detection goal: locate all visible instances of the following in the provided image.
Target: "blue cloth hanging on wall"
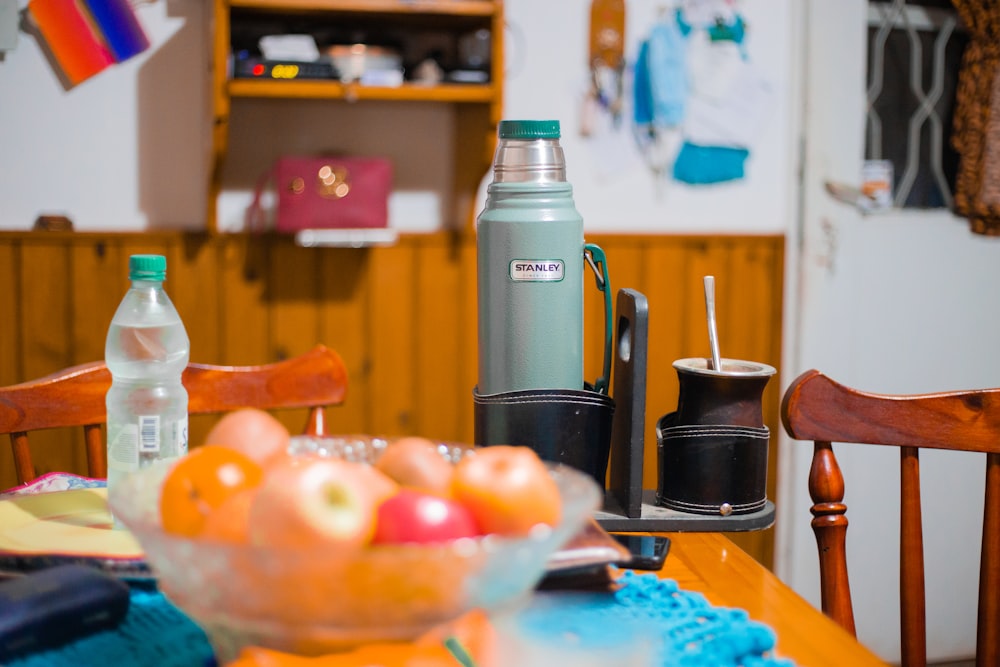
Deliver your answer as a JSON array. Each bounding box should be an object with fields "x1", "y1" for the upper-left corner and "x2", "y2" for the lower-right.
[
  {"x1": 633, "y1": 17, "x2": 687, "y2": 129},
  {"x1": 672, "y1": 143, "x2": 749, "y2": 185}
]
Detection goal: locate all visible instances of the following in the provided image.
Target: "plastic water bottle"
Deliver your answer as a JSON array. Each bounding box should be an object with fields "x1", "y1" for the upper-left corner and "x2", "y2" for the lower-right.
[{"x1": 105, "y1": 255, "x2": 189, "y2": 523}]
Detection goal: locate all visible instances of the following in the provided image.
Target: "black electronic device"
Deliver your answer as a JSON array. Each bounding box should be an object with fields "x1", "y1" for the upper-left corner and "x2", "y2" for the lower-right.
[
  {"x1": 611, "y1": 533, "x2": 671, "y2": 571},
  {"x1": 233, "y1": 54, "x2": 337, "y2": 81},
  {"x1": 0, "y1": 564, "x2": 130, "y2": 662}
]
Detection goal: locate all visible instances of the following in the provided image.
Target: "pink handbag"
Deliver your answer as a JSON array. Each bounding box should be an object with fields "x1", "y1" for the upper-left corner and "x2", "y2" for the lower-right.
[{"x1": 247, "y1": 156, "x2": 392, "y2": 232}]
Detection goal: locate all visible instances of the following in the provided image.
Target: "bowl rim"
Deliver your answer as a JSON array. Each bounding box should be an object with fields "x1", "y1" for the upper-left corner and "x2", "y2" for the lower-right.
[{"x1": 111, "y1": 436, "x2": 603, "y2": 557}]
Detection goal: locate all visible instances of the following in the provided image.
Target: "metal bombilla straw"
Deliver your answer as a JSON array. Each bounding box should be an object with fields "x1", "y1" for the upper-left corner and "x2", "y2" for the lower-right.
[{"x1": 703, "y1": 275, "x2": 722, "y2": 372}]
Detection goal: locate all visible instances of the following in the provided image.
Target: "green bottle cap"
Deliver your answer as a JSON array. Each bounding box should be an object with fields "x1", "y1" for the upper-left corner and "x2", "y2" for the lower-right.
[
  {"x1": 129, "y1": 254, "x2": 166, "y2": 281},
  {"x1": 498, "y1": 120, "x2": 561, "y2": 140}
]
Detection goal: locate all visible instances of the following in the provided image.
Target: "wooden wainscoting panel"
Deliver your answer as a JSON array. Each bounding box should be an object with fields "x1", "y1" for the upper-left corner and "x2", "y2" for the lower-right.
[
  {"x1": 270, "y1": 237, "x2": 322, "y2": 361},
  {"x1": 0, "y1": 242, "x2": 20, "y2": 386},
  {"x1": 20, "y1": 240, "x2": 73, "y2": 376},
  {"x1": 641, "y1": 239, "x2": 691, "y2": 491},
  {"x1": 69, "y1": 242, "x2": 120, "y2": 363},
  {"x1": 318, "y1": 246, "x2": 372, "y2": 435},
  {"x1": 19, "y1": 240, "x2": 82, "y2": 479},
  {"x1": 368, "y1": 243, "x2": 418, "y2": 435},
  {"x1": 723, "y1": 240, "x2": 784, "y2": 363},
  {"x1": 267, "y1": 237, "x2": 324, "y2": 436},
  {"x1": 217, "y1": 234, "x2": 271, "y2": 365},
  {"x1": 414, "y1": 234, "x2": 467, "y2": 442}
]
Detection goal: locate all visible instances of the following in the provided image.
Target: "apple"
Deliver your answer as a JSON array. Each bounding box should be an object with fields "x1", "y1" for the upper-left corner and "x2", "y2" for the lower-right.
[
  {"x1": 203, "y1": 408, "x2": 291, "y2": 466},
  {"x1": 247, "y1": 458, "x2": 398, "y2": 549},
  {"x1": 451, "y1": 445, "x2": 562, "y2": 537},
  {"x1": 375, "y1": 436, "x2": 455, "y2": 496},
  {"x1": 372, "y1": 489, "x2": 481, "y2": 544}
]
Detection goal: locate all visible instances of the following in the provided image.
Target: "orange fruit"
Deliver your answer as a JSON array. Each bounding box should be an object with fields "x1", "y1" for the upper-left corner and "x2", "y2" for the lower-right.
[
  {"x1": 200, "y1": 487, "x2": 256, "y2": 543},
  {"x1": 375, "y1": 437, "x2": 454, "y2": 496},
  {"x1": 159, "y1": 444, "x2": 264, "y2": 537},
  {"x1": 204, "y1": 408, "x2": 291, "y2": 466},
  {"x1": 451, "y1": 445, "x2": 562, "y2": 537}
]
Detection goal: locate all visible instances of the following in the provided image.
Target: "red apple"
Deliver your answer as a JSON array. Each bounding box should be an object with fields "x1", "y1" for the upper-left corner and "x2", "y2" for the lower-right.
[
  {"x1": 451, "y1": 445, "x2": 562, "y2": 537},
  {"x1": 372, "y1": 489, "x2": 481, "y2": 544},
  {"x1": 247, "y1": 458, "x2": 398, "y2": 549}
]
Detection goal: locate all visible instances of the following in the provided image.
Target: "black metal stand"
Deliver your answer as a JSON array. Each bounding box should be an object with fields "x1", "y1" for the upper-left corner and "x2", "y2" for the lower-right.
[
  {"x1": 596, "y1": 490, "x2": 775, "y2": 532},
  {"x1": 599, "y1": 289, "x2": 775, "y2": 534}
]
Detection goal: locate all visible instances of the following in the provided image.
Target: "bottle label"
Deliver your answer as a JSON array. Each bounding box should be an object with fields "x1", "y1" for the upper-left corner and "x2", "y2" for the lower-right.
[
  {"x1": 509, "y1": 259, "x2": 564, "y2": 282},
  {"x1": 107, "y1": 423, "x2": 139, "y2": 472},
  {"x1": 139, "y1": 415, "x2": 161, "y2": 453},
  {"x1": 108, "y1": 416, "x2": 188, "y2": 471}
]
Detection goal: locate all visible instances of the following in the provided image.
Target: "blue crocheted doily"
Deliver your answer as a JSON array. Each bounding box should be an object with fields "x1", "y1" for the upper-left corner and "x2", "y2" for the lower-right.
[
  {"x1": 9, "y1": 572, "x2": 794, "y2": 667},
  {"x1": 508, "y1": 570, "x2": 795, "y2": 667}
]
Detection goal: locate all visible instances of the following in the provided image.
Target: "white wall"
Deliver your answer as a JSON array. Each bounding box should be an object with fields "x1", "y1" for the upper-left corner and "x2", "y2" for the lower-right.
[
  {"x1": 502, "y1": 0, "x2": 797, "y2": 233},
  {"x1": 0, "y1": 0, "x2": 798, "y2": 234},
  {"x1": 0, "y1": 1, "x2": 209, "y2": 230}
]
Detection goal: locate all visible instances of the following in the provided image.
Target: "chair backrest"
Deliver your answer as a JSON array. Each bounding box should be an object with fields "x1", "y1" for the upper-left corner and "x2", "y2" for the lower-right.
[
  {"x1": 0, "y1": 345, "x2": 348, "y2": 485},
  {"x1": 780, "y1": 369, "x2": 1000, "y2": 667}
]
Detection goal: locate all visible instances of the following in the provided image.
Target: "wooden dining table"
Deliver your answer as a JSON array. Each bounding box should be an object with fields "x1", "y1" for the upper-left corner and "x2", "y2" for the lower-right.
[
  {"x1": 658, "y1": 532, "x2": 888, "y2": 666},
  {"x1": 0, "y1": 472, "x2": 888, "y2": 666}
]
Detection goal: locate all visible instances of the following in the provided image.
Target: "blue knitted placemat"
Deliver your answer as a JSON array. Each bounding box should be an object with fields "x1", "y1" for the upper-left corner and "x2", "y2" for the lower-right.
[
  {"x1": 516, "y1": 570, "x2": 795, "y2": 667},
  {"x1": 8, "y1": 571, "x2": 794, "y2": 667}
]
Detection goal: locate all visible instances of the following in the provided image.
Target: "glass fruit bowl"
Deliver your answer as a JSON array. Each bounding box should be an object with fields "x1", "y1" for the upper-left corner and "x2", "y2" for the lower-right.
[{"x1": 108, "y1": 436, "x2": 602, "y2": 661}]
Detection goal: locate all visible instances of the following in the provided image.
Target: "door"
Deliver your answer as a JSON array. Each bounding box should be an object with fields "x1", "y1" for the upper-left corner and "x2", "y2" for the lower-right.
[{"x1": 778, "y1": 0, "x2": 1000, "y2": 662}]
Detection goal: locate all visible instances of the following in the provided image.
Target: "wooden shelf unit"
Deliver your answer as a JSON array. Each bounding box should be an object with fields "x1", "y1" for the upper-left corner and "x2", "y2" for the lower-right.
[{"x1": 209, "y1": 0, "x2": 505, "y2": 233}]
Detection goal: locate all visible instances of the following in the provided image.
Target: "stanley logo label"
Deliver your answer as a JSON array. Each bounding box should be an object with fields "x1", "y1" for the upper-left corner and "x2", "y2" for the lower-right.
[{"x1": 510, "y1": 259, "x2": 564, "y2": 282}]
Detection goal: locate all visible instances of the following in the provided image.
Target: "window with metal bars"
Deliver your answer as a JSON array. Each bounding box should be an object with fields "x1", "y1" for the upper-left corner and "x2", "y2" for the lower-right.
[{"x1": 865, "y1": 0, "x2": 967, "y2": 209}]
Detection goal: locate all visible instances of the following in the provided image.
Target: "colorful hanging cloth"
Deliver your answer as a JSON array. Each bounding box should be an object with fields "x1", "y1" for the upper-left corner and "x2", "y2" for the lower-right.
[{"x1": 949, "y1": 0, "x2": 1000, "y2": 235}]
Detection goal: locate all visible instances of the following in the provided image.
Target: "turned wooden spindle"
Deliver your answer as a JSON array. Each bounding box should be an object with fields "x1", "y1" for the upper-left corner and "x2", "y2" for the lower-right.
[{"x1": 808, "y1": 440, "x2": 855, "y2": 636}]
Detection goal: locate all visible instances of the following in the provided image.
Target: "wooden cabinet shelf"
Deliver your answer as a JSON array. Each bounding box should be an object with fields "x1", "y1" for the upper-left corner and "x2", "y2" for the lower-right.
[
  {"x1": 228, "y1": 79, "x2": 498, "y2": 103},
  {"x1": 229, "y1": 0, "x2": 497, "y2": 17},
  {"x1": 209, "y1": 0, "x2": 504, "y2": 233}
]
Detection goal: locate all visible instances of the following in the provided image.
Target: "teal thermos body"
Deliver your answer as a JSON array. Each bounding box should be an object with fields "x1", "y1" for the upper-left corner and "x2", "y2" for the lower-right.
[{"x1": 476, "y1": 119, "x2": 589, "y2": 395}]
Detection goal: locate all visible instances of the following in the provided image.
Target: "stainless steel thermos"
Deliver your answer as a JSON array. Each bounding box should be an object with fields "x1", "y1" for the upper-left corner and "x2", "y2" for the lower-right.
[{"x1": 476, "y1": 119, "x2": 611, "y2": 395}]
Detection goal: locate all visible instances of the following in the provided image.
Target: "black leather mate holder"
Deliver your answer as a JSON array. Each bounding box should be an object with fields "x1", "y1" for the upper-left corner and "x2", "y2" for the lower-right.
[
  {"x1": 655, "y1": 415, "x2": 769, "y2": 515},
  {"x1": 473, "y1": 386, "x2": 615, "y2": 489}
]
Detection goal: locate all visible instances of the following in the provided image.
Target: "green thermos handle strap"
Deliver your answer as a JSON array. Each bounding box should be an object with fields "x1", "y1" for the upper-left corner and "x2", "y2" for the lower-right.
[{"x1": 584, "y1": 243, "x2": 612, "y2": 395}]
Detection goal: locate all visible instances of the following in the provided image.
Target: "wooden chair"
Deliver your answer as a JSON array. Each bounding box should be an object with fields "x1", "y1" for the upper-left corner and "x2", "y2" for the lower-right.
[
  {"x1": 780, "y1": 369, "x2": 1000, "y2": 667},
  {"x1": 0, "y1": 345, "x2": 348, "y2": 485}
]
